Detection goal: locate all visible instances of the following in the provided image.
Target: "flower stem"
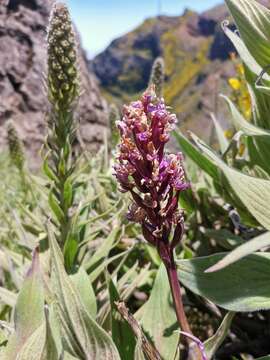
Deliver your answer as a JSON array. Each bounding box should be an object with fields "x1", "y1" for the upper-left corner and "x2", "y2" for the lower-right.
[
  {"x1": 164, "y1": 252, "x2": 203, "y2": 360},
  {"x1": 165, "y1": 256, "x2": 192, "y2": 335}
]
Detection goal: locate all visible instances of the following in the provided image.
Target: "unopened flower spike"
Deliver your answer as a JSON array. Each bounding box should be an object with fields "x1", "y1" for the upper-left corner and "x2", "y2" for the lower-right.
[
  {"x1": 47, "y1": 2, "x2": 79, "y2": 110},
  {"x1": 45, "y1": 2, "x2": 81, "y2": 270},
  {"x1": 148, "y1": 57, "x2": 165, "y2": 98}
]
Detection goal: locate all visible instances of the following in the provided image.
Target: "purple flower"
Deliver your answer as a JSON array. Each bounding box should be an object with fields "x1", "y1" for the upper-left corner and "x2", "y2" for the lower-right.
[{"x1": 114, "y1": 86, "x2": 189, "y2": 250}]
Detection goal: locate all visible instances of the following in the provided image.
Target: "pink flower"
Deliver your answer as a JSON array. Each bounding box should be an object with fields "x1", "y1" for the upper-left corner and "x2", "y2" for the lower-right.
[{"x1": 114, "y1": 86, "x2": 189, "y2": 250}]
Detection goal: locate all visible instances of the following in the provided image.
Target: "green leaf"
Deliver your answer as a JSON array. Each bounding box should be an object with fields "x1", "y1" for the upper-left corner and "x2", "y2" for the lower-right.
[
  {"x1": 211, "y1": 113, "x2": 229, "y2": 154},
  {"x1": 49, "y1": 190, "x2": 64, "y2": 223},
  {"x1": 63, "y1": 234, "x2": 78, "y2": 272},
  {"x1": 63, "y1": 177, "x2": 73, "y2": 210},
  {"x1": 244, "y1": 63, "x2": 270, "y2": 130},
  {"x1": 256, "y1": 357, "x2": 270, "y2": 360},
  {"x1": 225, "y1": 0, "x2": 270, "y2": 70},
  {"x1": 221, "y1": 93, "x2": 270, "y2": 172},
  {"x1": 204, "y1": 312, "x2": 235, "y2": 359},
  {"x1": 63, "y1": 352, "x2": 80, "y2": 360},
  {"x1": 108, "y1": 277, "x2": 136, "y2": 360},
  {"x1": 42, "y1": 305, "x2": 61, "y2": 360},
  {"x1": 47, "y1": 224, "x2": 120, "y2": 359},
  {"x1": 191, "y1": 133, "x2": 270, "y2": 230},
  {"x1": 4, "y1": 249, "x2": 45, "y2": 358},
  {"x1": 88, "y1": 249, "x2": 132, "y2": 283},
  {"x1": 15, "y1": 323, "x2": 46, "y2": 360},
  {"x1": 43, "y1": 154, "x2": 58, "y2": 183},
  {"x1": 223, "y1": 24, "x2": 267, "y2": 78},
  {"x1": 173, "y1": 131, "x2": 219, "y2": 181},
  {"x1": 206, "y1": 232, "x2": 270, "y2": 272},
  {"x1": 177, "y1": 252, "x2": 270, "y2": 312},
  {"x1": 140, "y1": 264, "x2": 179, "y2": 360},
  {"x1": 70, "y1": 267, "x2": 97, "y2": 319},
  {"x1": 221, "y1": 95, "x2": 270, "y2": 137},
  {"x1": 204, "y1": 229, "x2": 244, "y2": 250},
  {"x1": 85, "y1": 227, "x2": 121, "y2": 273}
]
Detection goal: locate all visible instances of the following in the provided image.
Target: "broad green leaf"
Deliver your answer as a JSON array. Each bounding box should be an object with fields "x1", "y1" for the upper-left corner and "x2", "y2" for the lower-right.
[
  {"x1": 211, "y1": 113, "x2": 229, "y2": 154},
  {"x1": 42, "y1": 305, "x2": 62, "y2": 360},
  {"x1": 173, "y1": 131, "x2": 219, "y2": 181},
  {"x1": 221, "y1": 95, "x2": 270, "y2": 137},
  {"x1": 244, "y1": 63, "x2": 270, "y2": 130},
  {"x1": 223, "y1": 24, "x2": 269, "y2": 79},
  {"x1": 191, "y1": 134, "x2": 270, "y2": 230},
  {"x1": 204, "y1": 229, "x2": 244, "y2": 250},
  {"x1": 70, "y1": 267, "x2": 97, "y2": 318},
  {"x1": 206, "y1": 232, "x2": 270, "y2": 272},
  {"x1": 63, "y1": 352, "x2": 80, "y2": 360},
  {"x1": 108, "y1": 277, "x2": 136, "y2": 360},
  {"x1": 225, "y1": 0, "x2": 270, "y2": 70},
  {"x1": 16, "y1": 323, "x2": 46, "y2": 360},
  {"x1": 204, "y1": 312, "x2": 235, "y2": 359},
  {"x1": 4, "y1": 249, "x2": 44, "y2": 358},
  {"x1": 140, "y1": 264, "x2": 179, "y2": 360},
  {"x1": 48, "y1": 225, "x2": 120, "y2": 360},
  {"x1": 177, "y1": 252, "x2": 270, "y2": 312},
  {"x1": 256, "y1": 357, "x2": 270, "y2": 360}
]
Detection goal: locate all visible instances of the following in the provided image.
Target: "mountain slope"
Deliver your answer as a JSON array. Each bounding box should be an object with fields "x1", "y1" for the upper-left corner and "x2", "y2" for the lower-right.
[{"x1": 91, "y1": 4, "x2": 236, "y2": 141}]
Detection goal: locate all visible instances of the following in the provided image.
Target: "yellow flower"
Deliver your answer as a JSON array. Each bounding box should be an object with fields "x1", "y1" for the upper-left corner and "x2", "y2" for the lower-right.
[
  {"x1": 224, "y1": 129, "x2": 234, "y2": 139},
  {"x1": 237, "y1": 64, "x2": 245, "y2": 76},
  {"x1": 228, "y1": 78, "x2": 241, "y2": 91}
]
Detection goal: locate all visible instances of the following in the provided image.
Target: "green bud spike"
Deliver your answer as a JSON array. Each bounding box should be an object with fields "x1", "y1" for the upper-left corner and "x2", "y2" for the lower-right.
[
  {"x1": 6, "y1": 119, "x2": 25, "y2": 171},
  {"x1": 47, "y1": 2, "x2": 79, "y2": 109},
  {"x1": 148, "y1": 57, "x2": 165, "y2": 98},
  {"x1": 45, "y1": 3, "x2": 81, "y2": 268}
]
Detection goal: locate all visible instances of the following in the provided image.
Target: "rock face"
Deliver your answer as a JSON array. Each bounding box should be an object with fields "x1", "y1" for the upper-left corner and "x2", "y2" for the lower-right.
[
  {"x1": 0, "y1": 0, "x2": 108, "y2": 168},
  {"x1": 91, "y1": 4, "x2": 237, "y2": 142}
]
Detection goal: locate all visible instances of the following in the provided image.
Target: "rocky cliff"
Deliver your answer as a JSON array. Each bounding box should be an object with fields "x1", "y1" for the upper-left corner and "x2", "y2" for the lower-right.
[
  {"x1": 91, "y1": 4, "x2": 237, "y2": 142},
  {"x1": 0, "y1": 0, "x2": 108, "y2": 167}
]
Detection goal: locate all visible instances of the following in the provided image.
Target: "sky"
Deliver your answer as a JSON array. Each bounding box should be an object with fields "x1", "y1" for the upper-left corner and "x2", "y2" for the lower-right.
[{"x1": 65, "y1": 0, "x2": 223, "y2": 58}]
